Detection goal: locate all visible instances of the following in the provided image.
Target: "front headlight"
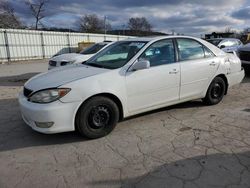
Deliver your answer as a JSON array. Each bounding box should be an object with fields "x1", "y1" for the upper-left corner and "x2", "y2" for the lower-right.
[{"x1": 29, "y1": 88, "x2": 71, "y2": 103}]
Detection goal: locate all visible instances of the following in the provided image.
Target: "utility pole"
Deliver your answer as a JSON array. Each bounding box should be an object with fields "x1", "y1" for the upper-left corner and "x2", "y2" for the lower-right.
[
  {"x1": 122, "y1": 24, "x2": 126, "y2": 35},
  {"x1": 171, "y1": 29, "x2": 175, "y2": 35},
  {"x1": 104, "y1": 16, "x2": 107, "y2": 35}
]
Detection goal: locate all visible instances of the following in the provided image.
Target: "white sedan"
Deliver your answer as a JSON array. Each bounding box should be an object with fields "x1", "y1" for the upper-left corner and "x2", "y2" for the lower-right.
[
  {"x1": 19, "y1": 36, "x2": 245, "y2": 138},
  {"x1": 48, "y1": 41, "x2": 112, "y2": 70}
]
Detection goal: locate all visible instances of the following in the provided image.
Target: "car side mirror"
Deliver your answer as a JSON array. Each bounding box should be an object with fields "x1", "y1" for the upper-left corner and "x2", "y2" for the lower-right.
[
  {"x1": 130, "y1": 59, "x2": 150, "y2": 71},
  {"x1": 220, "y1": 45, "x2": 226, "y2": 49}
]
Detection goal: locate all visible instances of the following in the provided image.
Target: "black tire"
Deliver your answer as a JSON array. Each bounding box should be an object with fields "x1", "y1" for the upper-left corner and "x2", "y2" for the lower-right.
[
  {"x1": 203, "y1": 77, "x2": 226, "y2": 105},
  {"x1": 75, "y1": 96, "x2": 119, "y2": 139}
]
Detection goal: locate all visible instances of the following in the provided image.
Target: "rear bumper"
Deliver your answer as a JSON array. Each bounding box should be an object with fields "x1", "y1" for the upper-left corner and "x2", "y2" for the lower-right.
[{"x1": 227, "y1": 68, "x2": 245, "y2": 87}]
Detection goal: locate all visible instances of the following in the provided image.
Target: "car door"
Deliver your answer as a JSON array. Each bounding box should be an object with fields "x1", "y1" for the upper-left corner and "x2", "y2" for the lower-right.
[
  {"x1": 125, "y1": 39, "x2": 180, "y2": 113},
  {"x1": 176, "y1": 38, "x2": 220, "y2": 99}
]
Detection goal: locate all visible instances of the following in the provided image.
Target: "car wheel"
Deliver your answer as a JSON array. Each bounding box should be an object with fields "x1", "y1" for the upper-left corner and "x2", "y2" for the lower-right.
[
  {"x1": 203, "y1": 77, "x2": 226, "y2": 105},
  {"x1": 76, "y1": 96, "x2": 119, "y2": 139}
]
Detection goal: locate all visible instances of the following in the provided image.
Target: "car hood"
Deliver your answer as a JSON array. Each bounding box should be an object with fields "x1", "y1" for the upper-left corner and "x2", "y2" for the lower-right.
[
  {"x1": 25, "y1": 64, "x2": 109, "y2": 91},
  {"x1": 52, "y1": 53, "x2": 82, "y2": 61},
  {"x1": 222, "y1": 46, "x2": 240, "y2": 53},
  {"x1": 51, "y1": 53, "x2": 94, "y2": 64},
  {"x1": 239, "y1": 43, "x2": 250, "y2": 51},
  {"x1": 73, "y1": 54, "x2": 94, "y2": 63}
]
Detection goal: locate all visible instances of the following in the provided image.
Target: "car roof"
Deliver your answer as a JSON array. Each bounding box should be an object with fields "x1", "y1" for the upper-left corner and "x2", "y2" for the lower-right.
[{"x1": 122, "y1": 35, "x2": 225, "y2": 57}]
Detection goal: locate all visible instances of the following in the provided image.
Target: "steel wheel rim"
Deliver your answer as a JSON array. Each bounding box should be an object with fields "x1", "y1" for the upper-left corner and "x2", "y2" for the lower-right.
[
  {"x1": 211, "y1": 82, "x2": 223, "y2": 99},
  {"x1": 88, "y1": 105, "x2": 110, "y2": 129}
]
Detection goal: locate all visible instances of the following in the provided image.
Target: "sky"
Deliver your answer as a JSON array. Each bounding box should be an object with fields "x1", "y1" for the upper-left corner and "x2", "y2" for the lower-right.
[{"x1": 7, "y1": 0, "x2": 250, "y2": 36}]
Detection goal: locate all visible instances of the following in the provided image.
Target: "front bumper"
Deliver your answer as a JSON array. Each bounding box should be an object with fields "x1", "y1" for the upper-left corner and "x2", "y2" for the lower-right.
[
  {"x1": 18, "y1": 92, "x2": 80, "y2": 134},
  {"x1": 48, "y1": 65, "x2": 55, "y2": 70},
  {"x1": 48, "y1": 64, "x2": 58, "y2": 70}
]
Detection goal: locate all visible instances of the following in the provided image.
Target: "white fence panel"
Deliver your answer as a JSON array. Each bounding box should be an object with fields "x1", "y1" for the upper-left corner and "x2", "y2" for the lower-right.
[
  {"x1": 0, "y1": 29, "x2": 133, "y2": 62},
  {"x1": 43, "y1": 31, "x2": 69, "y2": 58},
  {"x1": 0, "y1": 31, "x2": 7, "y2": 61},
  {"x1": 6, "y1": 29, "x2": 43, "y2": 61},
  {"x1": 69, "y1": 33, "x2": 88, "y2": 47},
  {"x1": 105, "y1": 35, "x2": 119, "y2": 41}
]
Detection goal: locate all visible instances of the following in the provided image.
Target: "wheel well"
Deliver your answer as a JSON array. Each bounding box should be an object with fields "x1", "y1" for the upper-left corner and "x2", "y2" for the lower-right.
[
  {"x1": 76, "y1": 93, "x2": 124, "y2": 121},
  {"x1": 216, "y1": 74, "x2": 228, "y2": 95}
]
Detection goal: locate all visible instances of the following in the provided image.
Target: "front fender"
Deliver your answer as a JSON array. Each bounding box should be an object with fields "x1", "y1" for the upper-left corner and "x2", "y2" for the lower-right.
[{"x1": 59, "y1": 71, "x2": 129, "y2": 117}]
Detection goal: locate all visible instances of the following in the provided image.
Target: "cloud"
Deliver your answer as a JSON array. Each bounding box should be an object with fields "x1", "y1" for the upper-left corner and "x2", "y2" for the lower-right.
[
  {"x1": 232, "y1": 6, "x2": 250, "y2": 19},
  {"x1": 7, "y1": 0, "x2": 249, "y2": 36}
]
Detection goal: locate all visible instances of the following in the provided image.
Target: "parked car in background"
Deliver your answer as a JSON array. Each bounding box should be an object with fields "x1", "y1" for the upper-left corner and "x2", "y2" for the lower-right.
[
  {"x1": 237, "y1": 43, "x2": 250, "y2": 65},
  {"x1": 19, "y1": 36, "x2": 244, "y2": 139},
  {"x1": 48, "y1": 41, "x2": 112, "y2": 70},
  {"x1": 207, "y1": 38, "x2": 243, "y2": 53},
  {"x1": 240, "y1": 33, "x2": 250, "y2": 44}
]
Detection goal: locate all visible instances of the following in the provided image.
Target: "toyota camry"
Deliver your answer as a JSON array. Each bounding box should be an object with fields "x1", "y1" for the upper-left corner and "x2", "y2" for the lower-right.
[{"x1": 19, "y1": 36, "x2": 245, "y2": 138}]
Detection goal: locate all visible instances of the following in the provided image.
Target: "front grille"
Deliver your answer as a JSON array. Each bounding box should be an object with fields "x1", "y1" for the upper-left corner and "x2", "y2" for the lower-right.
[
  {"x1": 23, "y1": 87, "x2": 33, "y2": 98},
  {"x1": 49, "y1": 60, "x2": 57, "y2": 66},
  {"x1": 239, "y1": 51, "x2": 250, "y2": 61}
]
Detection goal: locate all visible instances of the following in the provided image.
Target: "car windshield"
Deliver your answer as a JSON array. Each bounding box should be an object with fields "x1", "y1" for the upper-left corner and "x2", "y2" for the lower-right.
[
  {"x1": 80, "y1": 43, "x2": 107, "y2": 55},
  {"x1": 84, "y1": 41, "x2": 147, "y2": 69},
  {"x1": 207, "y1": 39, "x2": 223, "y2": 46}
]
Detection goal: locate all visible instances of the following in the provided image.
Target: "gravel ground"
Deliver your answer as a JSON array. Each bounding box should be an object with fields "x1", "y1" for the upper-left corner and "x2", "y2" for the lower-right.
[{"x1": 0, "y1": 61, "x2": 250, "y2": 188}]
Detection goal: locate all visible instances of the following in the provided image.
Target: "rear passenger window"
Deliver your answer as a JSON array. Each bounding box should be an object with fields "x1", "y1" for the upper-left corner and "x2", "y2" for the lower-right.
[
  {"x1": 204, "y1": 46, "x2": 214, "y2": 58},
  {"x1": 177, "y1": 39, "x2": 205, "y2": 61},
  {"x1": 139, "y1": 39, "x2": 175, "y2": 67}
]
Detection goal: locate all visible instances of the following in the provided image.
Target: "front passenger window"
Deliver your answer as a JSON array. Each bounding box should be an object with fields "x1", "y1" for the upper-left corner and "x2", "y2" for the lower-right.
[{"x1": 140, "y1": 39, "x2": 175, "y2": 67}]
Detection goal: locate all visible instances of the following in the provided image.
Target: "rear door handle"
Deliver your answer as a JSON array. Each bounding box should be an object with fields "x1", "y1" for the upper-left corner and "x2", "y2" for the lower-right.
[{"x1": 169, "y1": 69, "x2": 179, "y2": 74}]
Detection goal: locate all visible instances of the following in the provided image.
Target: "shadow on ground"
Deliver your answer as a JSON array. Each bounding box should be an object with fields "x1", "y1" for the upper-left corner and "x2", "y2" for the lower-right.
[
  {"x1": 123, "y1": 100, "x2": 204, "y2": 122},
  {"x1": 0, "y1": 98, "x2": 86, "y2": 152},
  {"x1": 88, "y1": 151, "x2": 250, "y2": 188},
  {"x1": 0, "y1": 97, "x2": 205, "y2": 152},
  {"x1": 0, "y1": 72, "x2": 40, "y2": 86}
]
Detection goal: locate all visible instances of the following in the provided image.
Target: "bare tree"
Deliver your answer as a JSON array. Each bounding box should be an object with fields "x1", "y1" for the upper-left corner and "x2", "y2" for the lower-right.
[
  {"x1": 225, "y1": 27, "x2": 232, "y2": 33},
  {"x1": 79, "y1": 14, "x2": 111, "y2": 33},
  {"x1": 25, "y1": 0, "x2": 49, "y2": 30},
  {"x1": 0, "y1": 1, "x2": 22, "y2": 28},
  {"x1": 128, "y1": 17, "x2": 152, "y2": 35},
  {"x1": 225, "y1": 27, "x2": 238, "y2": 34}
]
